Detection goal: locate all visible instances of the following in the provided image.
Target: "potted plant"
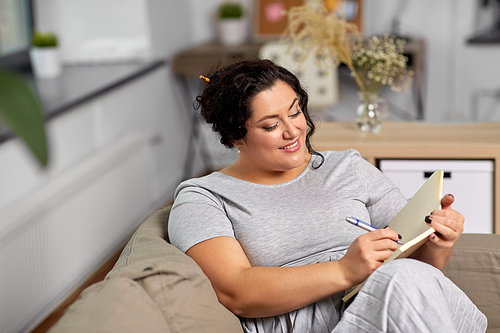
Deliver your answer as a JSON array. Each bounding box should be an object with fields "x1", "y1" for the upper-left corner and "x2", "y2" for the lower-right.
[
  {"x1": 217, "y1": 1, "x2": 248, "y2": 46},
  {"x1": 30, "y1": 31, "x2": 62, "y2": 79}
]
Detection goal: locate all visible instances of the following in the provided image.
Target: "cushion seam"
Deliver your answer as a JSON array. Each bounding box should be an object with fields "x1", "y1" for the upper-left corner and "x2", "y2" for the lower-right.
[
  {"x1": 147, "y1": 273, "x2": 182, "y2": 333},
  {"x1": 452, "y1": 248, "x2": 500, "y2": 254}
]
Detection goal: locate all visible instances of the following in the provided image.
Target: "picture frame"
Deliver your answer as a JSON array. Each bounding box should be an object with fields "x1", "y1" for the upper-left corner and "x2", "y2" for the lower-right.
[
  {"x1": 253, "y1": 0, "x2": 364, "y2": 42},
  {"x1": 253, "y1": 0, "x2": 304, "y2": 41}
]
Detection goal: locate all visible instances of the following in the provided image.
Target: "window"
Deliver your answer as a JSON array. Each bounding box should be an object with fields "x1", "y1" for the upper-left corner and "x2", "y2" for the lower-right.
[{"x1": 0, "y1": 0, "x2": 33, "y2": 72}]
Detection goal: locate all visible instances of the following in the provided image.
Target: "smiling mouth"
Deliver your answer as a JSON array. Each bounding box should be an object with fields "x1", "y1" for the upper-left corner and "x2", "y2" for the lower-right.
[{"x1": 279, "y1": 140, "x2": 299, "y2": 150}]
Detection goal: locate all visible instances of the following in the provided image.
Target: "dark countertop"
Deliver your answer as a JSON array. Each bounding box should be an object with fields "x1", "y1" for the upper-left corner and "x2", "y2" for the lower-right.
[
  {"x1": 171, "y1": 41, "x2": 262, "y2": 79},
  {"x1": 0, "y1": 59, "x2": 167, "y2": 144}
]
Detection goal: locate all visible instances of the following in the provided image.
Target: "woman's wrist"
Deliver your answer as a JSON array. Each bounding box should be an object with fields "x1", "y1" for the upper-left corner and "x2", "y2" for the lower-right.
[
  {"x1": 333, "y1": 258, "x2": 362, "y2": 290},
  {"x1": 410, "y1": 241, "x2": 452, "y2": 270}
]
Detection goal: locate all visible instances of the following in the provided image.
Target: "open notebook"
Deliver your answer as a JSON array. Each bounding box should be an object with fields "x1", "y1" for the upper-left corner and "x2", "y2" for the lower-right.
[{"x1": 343, "y1": 169, "x2": 444, "y2": 302}]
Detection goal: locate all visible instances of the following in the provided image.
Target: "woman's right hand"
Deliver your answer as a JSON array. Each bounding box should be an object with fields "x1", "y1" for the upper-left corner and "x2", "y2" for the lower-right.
[{"x1": 338, "y1": 228, "x2": 399, "y2": 286}]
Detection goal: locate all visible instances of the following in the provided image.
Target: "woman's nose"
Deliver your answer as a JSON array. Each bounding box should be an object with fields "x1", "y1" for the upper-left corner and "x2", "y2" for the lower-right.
[{"x1": 282, "y1": 119, "x2": 300, "y2": 138}]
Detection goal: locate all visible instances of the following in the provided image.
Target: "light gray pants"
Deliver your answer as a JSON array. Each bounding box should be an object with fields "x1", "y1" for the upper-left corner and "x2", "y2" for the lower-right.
[{"x1": 334, "y1": 259, "x2": 487, "y2": 333}]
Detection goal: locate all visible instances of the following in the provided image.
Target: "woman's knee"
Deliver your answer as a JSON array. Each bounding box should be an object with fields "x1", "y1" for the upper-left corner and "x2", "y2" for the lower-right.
[
  {"x1": 374, "y1": 258, "x2": 442, "y2": 280},
  {"x1": 363, "y1": 258, "x2": 447, "y2": 294}
]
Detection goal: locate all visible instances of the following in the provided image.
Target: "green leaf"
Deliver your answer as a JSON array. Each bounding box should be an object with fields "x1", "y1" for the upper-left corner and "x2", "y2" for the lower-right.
[{"x1": 0, "y1": 70, "x2": 48, "y2": 167}]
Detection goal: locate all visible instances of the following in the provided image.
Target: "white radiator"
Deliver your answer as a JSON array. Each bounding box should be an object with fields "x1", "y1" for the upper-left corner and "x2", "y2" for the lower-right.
[{"x1": 0, "y1": 133, "x2": 155, "y2": 333}]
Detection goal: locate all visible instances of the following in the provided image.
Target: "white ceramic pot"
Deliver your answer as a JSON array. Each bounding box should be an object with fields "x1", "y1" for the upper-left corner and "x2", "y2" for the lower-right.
[
  {"x1": 218, "y1": 18, "x2": 248, "y2": 46},
  {"x1": 29, "y1": 47, "x2": 62, "y2": 79}
]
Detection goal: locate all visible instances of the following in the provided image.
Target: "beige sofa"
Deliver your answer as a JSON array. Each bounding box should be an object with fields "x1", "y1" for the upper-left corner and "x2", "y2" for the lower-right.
[{"x1": 50, "y1": 205, "x2": 500, "y2": 332}]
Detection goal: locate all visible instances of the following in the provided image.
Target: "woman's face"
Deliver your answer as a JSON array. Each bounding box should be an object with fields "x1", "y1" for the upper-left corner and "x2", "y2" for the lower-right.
[{"x1": 236, "y1": 80, "x2": 308, "y2": 174}]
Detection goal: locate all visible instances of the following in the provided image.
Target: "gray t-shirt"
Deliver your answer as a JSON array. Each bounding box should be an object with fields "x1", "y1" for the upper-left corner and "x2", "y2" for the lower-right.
[{"x1": 168, "y1": 149, "x2": 407, "y2": 332}]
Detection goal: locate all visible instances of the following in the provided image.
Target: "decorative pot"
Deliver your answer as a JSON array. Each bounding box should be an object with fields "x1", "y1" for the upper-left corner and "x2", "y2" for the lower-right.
[
  {"x1": 29, "y1": 47, "x2": 62, "y2": 79},
  {"x1": 355, "y1": 92, "x2": 387, "y2": 133},
  {"x1": 218, "y1": 18, "x2": 248, "y2": 46}
]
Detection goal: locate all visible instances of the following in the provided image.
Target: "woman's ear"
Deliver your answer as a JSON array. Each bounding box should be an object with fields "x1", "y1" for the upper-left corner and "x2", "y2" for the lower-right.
[{"x1": 232, "y1": 139, "x2": 243, "y2": 149}]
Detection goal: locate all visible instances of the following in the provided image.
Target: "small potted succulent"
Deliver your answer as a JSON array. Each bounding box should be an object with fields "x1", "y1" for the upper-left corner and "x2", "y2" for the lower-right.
[
  {"x1": 217, "y1": 1, "x2": 248, "y2": 46},
  {"x1": 30, "y1": 31, "x2": 62, "y2": 79}
]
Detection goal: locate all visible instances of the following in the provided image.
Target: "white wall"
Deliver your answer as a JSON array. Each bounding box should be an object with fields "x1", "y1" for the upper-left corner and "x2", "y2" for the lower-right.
[
  {"x1": 454, "y1": 0, "x2": 500, "y2": 122},
  {"x1": 34, "y1": 0, "x2": 153, "y2": 63},
  {"x1": 34, "y1": 0, "x2": 192, "y2": 62},
  {"x1": 147, "y1": 0, "x2": 192, "y2": 58},
  {"x1": 363, "y1": 0, "x2": 500, "y2": 122}
]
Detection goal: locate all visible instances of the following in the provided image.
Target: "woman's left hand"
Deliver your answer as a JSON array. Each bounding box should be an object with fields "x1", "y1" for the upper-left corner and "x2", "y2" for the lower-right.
[
  {"x1": 410, "y1": 193, "x2": 464, "y2": 269},
  {"x1": 425, "y1": 193, "x2": 465, "y2": 250}
]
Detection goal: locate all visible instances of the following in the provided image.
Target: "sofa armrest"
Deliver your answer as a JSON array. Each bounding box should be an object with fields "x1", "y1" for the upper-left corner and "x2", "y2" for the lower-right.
[
  {"x1": 442, "y1": 233, "x2": 500, "y2": 331},
  {"x1": 49, "y1": 278, "x2": 169, "y2": 333},
  {"x1": 107, "y1": 205, "x2": 243, "y2": 333}
]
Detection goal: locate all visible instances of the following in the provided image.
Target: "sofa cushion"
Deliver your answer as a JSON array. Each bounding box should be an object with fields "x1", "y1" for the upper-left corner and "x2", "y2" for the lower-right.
[
  {"x1": 443, "y1": 233, "x2": 500, "y2": 332},
  {"x1": 107, "y1": 206, "x2": 243, "y2": 333},
  {"x1": 49, "y1": 278, "x2": 170, "y2": 333}
]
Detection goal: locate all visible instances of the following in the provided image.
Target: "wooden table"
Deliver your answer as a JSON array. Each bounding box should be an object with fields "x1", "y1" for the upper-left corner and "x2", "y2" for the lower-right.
[{"x1": 312, "y1": 121, "x2": 500, "y2": 233}]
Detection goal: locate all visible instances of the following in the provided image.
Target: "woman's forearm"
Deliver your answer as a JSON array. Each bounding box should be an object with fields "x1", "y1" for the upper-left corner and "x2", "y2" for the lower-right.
[
  {"x1": 188, "y1": 231, "x2": 398, "y2": 318},
  {"x1": 213, "y1": 260, "x2": 352, "y2": 318}
]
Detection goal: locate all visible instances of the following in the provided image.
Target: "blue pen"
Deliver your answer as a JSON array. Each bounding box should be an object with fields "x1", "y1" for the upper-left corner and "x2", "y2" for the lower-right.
[{"x1": 346, "y1": 216, "x2": 404, "y2": 245}]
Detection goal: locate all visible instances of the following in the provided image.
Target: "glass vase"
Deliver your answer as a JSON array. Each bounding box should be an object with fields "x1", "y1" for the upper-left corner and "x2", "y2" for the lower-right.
[{"x1": 355, "y1": 92, "x2": 387, "y2": 133}]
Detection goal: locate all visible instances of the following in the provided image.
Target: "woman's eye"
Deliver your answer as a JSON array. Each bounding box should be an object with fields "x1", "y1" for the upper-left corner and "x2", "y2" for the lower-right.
[
  {"x1": 263, "y1": 122, "x2": 279, "y2": 131},
  {"x1": 290, "y1": 109, "x2": 302, "y2": 118}
]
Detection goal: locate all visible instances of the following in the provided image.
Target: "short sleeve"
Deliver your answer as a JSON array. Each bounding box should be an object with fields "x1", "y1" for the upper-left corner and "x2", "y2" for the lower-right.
[
  {"x1": 168, "y1": 183, "x2": 236, "y2": 253},
  {"x1": 349, "y1": 152, "x2": 407, "y2": 228}
]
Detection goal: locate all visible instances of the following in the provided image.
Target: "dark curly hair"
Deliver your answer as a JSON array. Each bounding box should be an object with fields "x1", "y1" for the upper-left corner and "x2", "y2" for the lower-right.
[{"x1": 195, "y1": 58, "x2": 324, "y2": 167}]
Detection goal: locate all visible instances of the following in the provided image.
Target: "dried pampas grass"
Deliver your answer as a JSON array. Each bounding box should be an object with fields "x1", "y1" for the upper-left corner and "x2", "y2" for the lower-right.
[{"x1": 282, "y1": 4, "x2": 367, "y2": 93}]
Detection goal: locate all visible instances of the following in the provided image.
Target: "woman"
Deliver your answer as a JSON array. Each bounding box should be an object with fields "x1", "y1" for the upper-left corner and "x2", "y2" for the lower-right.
[{"x1": 168, "y1": 59, "x2": 486, "y2": 332}]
